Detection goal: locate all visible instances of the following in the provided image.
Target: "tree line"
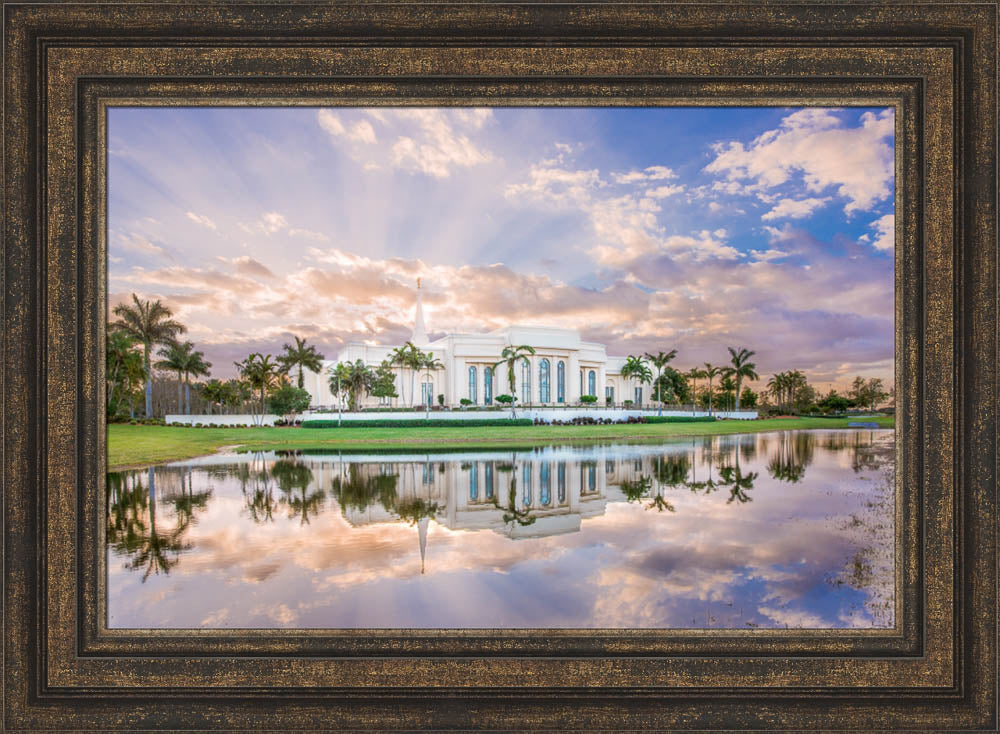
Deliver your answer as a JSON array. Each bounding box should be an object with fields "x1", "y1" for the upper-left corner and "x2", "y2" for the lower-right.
[
  {"x1": 107, "y1": 294, "x2": 327, "y2": 422},
  {"x1": 107, "y1": 292, "x2": 892, "y2": 421}
]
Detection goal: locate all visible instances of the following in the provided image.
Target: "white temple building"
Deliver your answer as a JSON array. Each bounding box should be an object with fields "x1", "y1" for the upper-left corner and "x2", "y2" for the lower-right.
[{"x1": 303, "y1": 281, "x2": 639, "y2": 410}]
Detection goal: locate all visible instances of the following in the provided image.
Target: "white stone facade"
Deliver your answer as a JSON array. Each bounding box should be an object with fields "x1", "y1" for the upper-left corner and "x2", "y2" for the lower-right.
[{"x1": 303, "y1": 285, "x2": 648, "y2": 410}]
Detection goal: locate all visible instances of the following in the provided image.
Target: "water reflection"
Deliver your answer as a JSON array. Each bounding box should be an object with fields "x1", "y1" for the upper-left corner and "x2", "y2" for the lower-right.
[{"x1": 107, "y1": 430, "x2": 894, "y2": 629}]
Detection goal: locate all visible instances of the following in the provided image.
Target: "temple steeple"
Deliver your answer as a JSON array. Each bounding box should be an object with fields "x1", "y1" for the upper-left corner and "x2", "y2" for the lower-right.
[
  {"x1": 411, "y1": 278, "x2": 429, "y2": 346},
  {"x1": 418, "y1": 516, "x2": 429, "y2": 574}
]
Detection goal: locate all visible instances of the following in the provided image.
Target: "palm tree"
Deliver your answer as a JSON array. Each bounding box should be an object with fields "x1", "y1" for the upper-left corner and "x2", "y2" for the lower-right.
[
  {"x1": 767, "y1": 371, "x2": 788, "y2": 412},
  {"x1": 788, "y1": 370, "x2": 808, "y2": 413},
  {"x1": 181, "y1": 348, "x2": 212, "y2": 415},
  {"x1": 389, "y1": 345, "x2": 410, "y2": 407},
  {"x1": 421, "y1": 352, "x2": 444, "y2": 417},
  {"x1": 234, "y1": 353, "x2": 282, "y2": 424},
  {"x1": 620, "y1": 355, "x2": 649, "y2": 407},
  {"x1": 278, "y1": 336, "x2": 325, "y2": 389},
  {"x1": 111, "y1": 294, "x2": 187, "y2": 417},
  {"x1": 685, "y1": 367, "x2": 705, "y2": 414},
  {"x1": 718, "y1": 370, "x2": 737, "y2": 412},
  {"x1": 329, "y1": 359, "x2": 375, "y2": 411},
  {"x1": 636, "y1": 363, "x2": 653, "y2": 408},
  {"x1": 154, "y1": 342, "x2": 190, "y2": 413},
  {"x1": 403, "y1": 342, "x2": 425, "y2": 408},
  {"x1": 727, "y1": 346, "x2": 759, "y2": 412},
  {"x1": 106, "y1": 331, "x2": 144, "y2": 417},
  {"x1": 226, "y1": 378, "x2": 251, "y2": 414},
  {"x1": 645, "y1": 349, "x2": 678, "y2": 416},
  {"x1": 201, "y1": 379, "x2": 227, "y2": 415},
  {"x1": 158, "y1": 341, "x2": 212, "y2": 415},
  {"x1": 492, "y1": 345, "x2": 536, "y2": 418},
  {"x1": 702, "y1": 363, "x2": 722, "y2": 417}
]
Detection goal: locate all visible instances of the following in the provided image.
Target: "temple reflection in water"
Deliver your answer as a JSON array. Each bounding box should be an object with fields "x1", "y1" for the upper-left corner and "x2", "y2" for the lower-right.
[{"x1": 106, "y1": 430, "x2": 895, "y2": 629}]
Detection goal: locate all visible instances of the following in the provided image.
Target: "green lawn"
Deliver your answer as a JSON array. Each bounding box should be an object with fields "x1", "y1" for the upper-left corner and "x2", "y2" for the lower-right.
[{"x1": 107, "y1": 416, "x2": 895, "y2": 470}]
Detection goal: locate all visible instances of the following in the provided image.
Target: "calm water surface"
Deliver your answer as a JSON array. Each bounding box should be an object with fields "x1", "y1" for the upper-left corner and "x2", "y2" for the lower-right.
[{"x1": 106, "y1": 429, "x2": 894, "y2": 629}]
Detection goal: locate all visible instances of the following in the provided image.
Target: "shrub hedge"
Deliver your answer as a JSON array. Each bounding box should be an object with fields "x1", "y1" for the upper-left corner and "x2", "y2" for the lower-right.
[
  {"x1": 644, "y1": 416, "x2": 717, "y2": 423},
  {"x1": 301, "y1": 418, "x2": 535, "y2": 429}
]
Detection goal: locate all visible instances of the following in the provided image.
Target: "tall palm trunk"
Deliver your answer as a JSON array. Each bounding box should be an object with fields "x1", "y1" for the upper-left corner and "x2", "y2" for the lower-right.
[
  {"x1": 184, "y1": 373, "x2": 191, "y2": 415},
  {"x1": 655, "y1": 367, "x2": 663, "y2": 416},
  {"x1": 176, "y1": 369, "x2": 183, "y2": 413},
  {"x1": 143, "y1": 344, "x2": 153, "y2": 417},
  {"x1": 147, "y1": 466, "x2": 156, "y2": 527},
  {"x1": 508, "y1": 365, "x2": 517, "y2": 419}
]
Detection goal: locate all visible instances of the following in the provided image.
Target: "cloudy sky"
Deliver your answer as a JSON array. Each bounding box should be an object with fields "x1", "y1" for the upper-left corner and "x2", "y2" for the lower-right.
[{"x1": 108, "y1": 105, "x2": 894, "y2": 390}]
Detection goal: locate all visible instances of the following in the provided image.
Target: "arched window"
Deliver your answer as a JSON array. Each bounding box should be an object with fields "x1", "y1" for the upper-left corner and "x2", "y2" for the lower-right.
[
  {"x1": 557, "y1": 462, "x2": 566, "y2": 503},
  {"x1": 484, "y1": 366, "x2": 493, "y2": 405},
  {"x1": 588, "y1": 370, "x2": 596, "y2": 396},
  {"x1": 539, "y1": 359, "x2": 551, "y2": 403},
  {"x1": 469, "y1": 462, "x2": 478, "y2": 501},
  {"x1": 485, "y1": 462, "x2": 495, "y2": 500},
  {"x1": 521, "y1": 359, "x2": 532, "y2": 404},
  {"x1": 540, "y1": 463, "x2": 551, "y2": 506},
  {"x1": 522, "y1": 464, "x2": 532, "y2": 507},
  {"x1": 557, "y1": 361, "x2": 565, "y2": 403},
  {"x1": 468, "y1": 365, "x2": 478, "y2": 404}
]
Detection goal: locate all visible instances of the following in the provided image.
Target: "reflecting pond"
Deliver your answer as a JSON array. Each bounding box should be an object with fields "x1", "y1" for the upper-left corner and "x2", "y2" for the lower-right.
[{"x1": 107, "y1": 429, "x2": 895, "y2": 629}]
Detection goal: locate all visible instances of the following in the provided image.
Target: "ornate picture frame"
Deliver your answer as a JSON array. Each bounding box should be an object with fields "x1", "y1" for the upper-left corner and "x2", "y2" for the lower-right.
[{"x1": 3, "y1": 2, "x2": 996, "y2": 730}]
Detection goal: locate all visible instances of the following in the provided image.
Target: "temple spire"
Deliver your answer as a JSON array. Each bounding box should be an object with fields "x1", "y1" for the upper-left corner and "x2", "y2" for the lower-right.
[
  {"x1": 411, "y1": 278, "x2": 429, "y2": 346},
  {"x1": 418, "y1": 516, "x2": 429, "y2": 574}
]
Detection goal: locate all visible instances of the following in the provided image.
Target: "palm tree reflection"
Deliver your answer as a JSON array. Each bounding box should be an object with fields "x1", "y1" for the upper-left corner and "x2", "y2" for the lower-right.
[
  {"x1": 767, "y1": 432, "x2": 816, "y2": 483},
  {"x1": 492, "y1": 471, "x2": 536, "y2": 528},
  {"x1": 106, "y1": 468, "x2": 190, "y2": 581},
  {"x1": 272, "y1": 459, "x2": 323, "y2": 525},
  {"x1": 330, "y1": 464, "x2": 399, "y2": 514}
]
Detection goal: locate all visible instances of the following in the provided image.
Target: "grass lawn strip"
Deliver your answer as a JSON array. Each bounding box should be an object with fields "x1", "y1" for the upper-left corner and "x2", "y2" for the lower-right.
[{"x1": 108, "y1": 416, "x2": 895, "y2": 470}]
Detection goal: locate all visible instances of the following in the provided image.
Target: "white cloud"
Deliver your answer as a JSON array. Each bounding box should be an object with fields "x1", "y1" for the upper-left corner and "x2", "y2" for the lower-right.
[
  {"x1": 645, "y1": 184, "x2": 684, "y2": 199},
  {"x1": 453, "y1": 108, "x2": 494, "y2": 129},
  {"x1": 505, "y1": 165, "x2": 604, "y2": 204},
  {"x1": 866, "y1": 214, "x2": 894, "y2": 251},
  {"x1": 118, "y1": 232, "x2": 165, "y2": 257},
  {"x1": 240, "y1": 211, "x2": 288, "y2": 236},
  {"x1": 760, "y1": 197, "x2": 830, "y2": 222},
  {"x1": 758, "y1": 606, "x2": 831, "y2": 629},
  {"x1": 612, "y1": 165, "x2": 677, "y2": 184},
  {"x1": 706, "y1": 108, "x2": 894, "y2": 215},
  {"x1": 317, "y1": 110, "x2": 377, "y2": 145},
  {"x1": 185, "y1": 212, "x2": 217, "y2": 230},
  {"x1": 231, "y1": 255, "x2": 275, "y2": 279},
  {"x1": 749, "y1": 248, "x2": 790, "y2": 262},
  {"x1": 348, "y1": 120, "x2": 376, "y2": 144},
  {"x1": 387, "y1": 109, "x2": 493, "y2": 178},
  {"x1": 288, "y1": 228, "x2": 330, "y2": 242},
  {"x1": 661, "y1": 231, "x2": 742, "y2": 263}
]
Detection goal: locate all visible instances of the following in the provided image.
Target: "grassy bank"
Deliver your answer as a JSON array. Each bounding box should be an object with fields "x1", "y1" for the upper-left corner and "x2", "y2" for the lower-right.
[{"x1": 107, "y1": 416, "x2": 894, "y2": 470}]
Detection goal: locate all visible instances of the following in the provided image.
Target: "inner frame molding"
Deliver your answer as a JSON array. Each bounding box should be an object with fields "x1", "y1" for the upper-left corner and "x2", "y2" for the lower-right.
[{"x1": 3, "y1": 3, "x2": 995, "y2": 731}]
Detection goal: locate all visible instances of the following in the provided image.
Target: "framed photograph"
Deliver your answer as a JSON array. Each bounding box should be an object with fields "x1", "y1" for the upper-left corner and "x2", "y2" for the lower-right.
[{"x1": 3, "y1": 2, "x2": 997, "y2": 730}]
